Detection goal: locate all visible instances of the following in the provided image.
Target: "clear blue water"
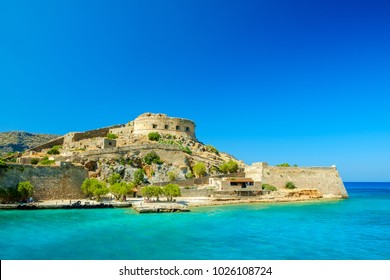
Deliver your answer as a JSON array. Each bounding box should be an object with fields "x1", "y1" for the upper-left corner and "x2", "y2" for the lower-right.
[{"x1": 0, "y1": 182, "x2": 389, "y2": 260}]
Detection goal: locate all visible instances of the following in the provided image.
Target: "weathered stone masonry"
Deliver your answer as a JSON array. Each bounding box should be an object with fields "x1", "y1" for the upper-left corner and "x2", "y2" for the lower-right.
[
  {"x1": 245, "y1": 162, "x2": 348, "y2": 198},
  {"x1": 0, "y1": 164, "x2": 88, "y2": 200}
]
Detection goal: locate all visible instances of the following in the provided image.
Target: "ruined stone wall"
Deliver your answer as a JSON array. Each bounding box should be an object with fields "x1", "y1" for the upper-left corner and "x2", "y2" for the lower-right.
[
  {"x1": 109, "y1": 126, "x2": 132, "y2": 137},
  {"x1": 29, "y1": 136, "x2": 65, "y2": 152},
  {"x1": 262, "y1": 166, "x2": 348, "y2": 198},
  {"x1": 133, "y1": 113, "x2": 196, "y2": 140},
  {"x1": 0, "y1": 164, "x2": 88, "y2": 200},
  {"x1": 245, "y1": 162, "x2": 267, "y2": 182},
  {"x1": 63, "y1": 125, "x2": 122, "y2": 149}
]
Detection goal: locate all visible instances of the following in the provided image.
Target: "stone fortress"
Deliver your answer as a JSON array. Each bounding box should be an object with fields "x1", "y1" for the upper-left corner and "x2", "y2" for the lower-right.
[
  {"x1": 1, "y1": 112, "x2": 348, "y2": 201},
  {"x1": 30, "y1": 113, "x2": 197, "y2": 152}
]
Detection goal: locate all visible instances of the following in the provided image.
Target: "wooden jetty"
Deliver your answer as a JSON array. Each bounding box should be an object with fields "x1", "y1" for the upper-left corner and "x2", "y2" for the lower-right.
[{"x1": 132, "y1": 202, "x2": 190, "y2": 213}]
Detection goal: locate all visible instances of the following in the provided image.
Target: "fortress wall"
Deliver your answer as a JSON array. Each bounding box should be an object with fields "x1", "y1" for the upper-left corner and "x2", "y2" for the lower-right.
[
  {"x1": 0, "y1": 164, "x2": 88, "y2": 200},
  {"x1": 262, "y1": 166, "x2": 348, "y2": 198},
  {"x1": 29, "y1": 136, "x2": 65, "y2": 152},
  {"x1": 72, "y1": 125, "x2": 123, "y2": 142},
  {"x1": 63, "y1": 125, "x2": 123, "y2": 149},
  {"x1": 109, "y1": 126, "x2": 132, "y2": 137},
  {"x1": 133, "y1": 113, "x2": 196, "y2": 140}
]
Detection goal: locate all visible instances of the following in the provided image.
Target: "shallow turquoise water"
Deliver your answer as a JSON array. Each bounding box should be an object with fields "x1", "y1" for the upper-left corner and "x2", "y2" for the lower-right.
[{"x1": 0, "y1": 182, "x2": 389, "y2": 260}]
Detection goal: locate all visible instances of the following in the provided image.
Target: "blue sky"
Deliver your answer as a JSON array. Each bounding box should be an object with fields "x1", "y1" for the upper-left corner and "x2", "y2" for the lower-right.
[{"x1": 1, "y1": 0, "x2": 389, "y2": 181}]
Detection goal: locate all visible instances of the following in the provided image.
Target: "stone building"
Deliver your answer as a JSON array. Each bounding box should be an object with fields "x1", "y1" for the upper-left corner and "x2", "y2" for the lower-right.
[
  {"x1": 131, "y1": 113, "x2": 197, "y2": 140},
  {"x1": 41, "y1": 113, "x2": 197, "y2": 152}
]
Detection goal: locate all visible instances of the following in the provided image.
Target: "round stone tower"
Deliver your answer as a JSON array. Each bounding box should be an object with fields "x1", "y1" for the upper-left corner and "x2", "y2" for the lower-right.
[{"x1": 133, "y1": 113, "x2": 197, "y2": 140}]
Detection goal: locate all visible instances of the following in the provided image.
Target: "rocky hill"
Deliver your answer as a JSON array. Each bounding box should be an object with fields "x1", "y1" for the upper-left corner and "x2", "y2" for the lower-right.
[{"x1": 0, "y1": 131, "x2": 59, "y2": 156}]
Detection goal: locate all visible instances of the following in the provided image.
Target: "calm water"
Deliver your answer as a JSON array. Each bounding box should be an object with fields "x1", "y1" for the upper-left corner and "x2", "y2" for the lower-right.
[{"x1": 0, "y1": 182, "x2": 389, "y2": 260}]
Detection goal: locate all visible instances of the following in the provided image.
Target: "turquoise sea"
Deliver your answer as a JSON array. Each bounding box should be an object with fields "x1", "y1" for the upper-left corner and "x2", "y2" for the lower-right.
[{"x1": 0, "y1": 182, "x2": 389, "y2": 260}]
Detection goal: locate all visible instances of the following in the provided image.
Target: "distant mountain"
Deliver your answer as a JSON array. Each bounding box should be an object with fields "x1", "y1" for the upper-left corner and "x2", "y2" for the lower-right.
[{"x1": 0, "y1": 131, "x2": 60, "y2": 156}]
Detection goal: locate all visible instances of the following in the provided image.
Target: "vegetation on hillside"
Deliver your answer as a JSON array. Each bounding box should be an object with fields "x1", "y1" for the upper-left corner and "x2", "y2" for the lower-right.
[
  {"x1": 143, "y1": 151, "x2": 163, "y2": 165},
  {"x1": 107, "y1": 133, "x2": 118, "y2": 140},
  {"x1": 193, "y1": 162, "x2": 206, "y2": 178},
  {"x1": 148, "y1": 132, "x2": 161, "y2": 141},
  {"x1": 219, "y1": 160, "x2": 239, "y2": 174},
  {"x1": 0, "y1": 131, "x2": 59, "y2": 156}
]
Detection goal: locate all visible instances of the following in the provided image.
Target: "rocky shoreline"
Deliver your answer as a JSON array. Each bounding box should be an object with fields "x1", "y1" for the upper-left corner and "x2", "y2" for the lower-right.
[{"x1": 0, "y1": 190, "x2": 346, "y2": 211}]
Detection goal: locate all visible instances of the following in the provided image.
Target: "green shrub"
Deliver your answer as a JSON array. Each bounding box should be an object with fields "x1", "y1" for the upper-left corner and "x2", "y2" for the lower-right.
[
  {"x1": 163, "y1": 184, "x2": 181, "y2": 201},
  {"x1": 193, "y1": 162, "x2": 206, "y2": 178},
  {"x1": 167, "y1": 171, "x2": 177, "y2": 182},
  {"x1": 134, "y1": 169, "x2": 145, "y2": 185},
  {"x1": 262, "y1": 184, "x2": 278, "y2": 191},
  {"x1": 0, "y1": 158, "x2": 8, "y2": 169},
  {"x1": 205, "y1": 145, "x2": 219, "y2": 155},
  {"x1": 107, "y1": 133, "x2": 118, "y2": 140},
  {"x1": 17, "y1": 181, "x2": 34, "y2": 201},
  {"x1": 47, "y1": 145, "x2": 62, "y2": 155},
  {"x1": 39, "y1": 156, "x2": 55, "y2": 165},
  {"x1": 285, "y1": 181, "x2": 296, "y2": 189},
  {"x1": 181, "y1": 146, "x2": 192, "y2": 155},
  {"x1": 148, "y1": 132, "x2": 161, "y2": 141},
  {"x1": 143, "y1": 151, "x2": 163, "y2": 165},
  {"x1": 185, "y1": 172, "x2": 194, "y2": 179},
  {"x1": 30, "y1": 158, "x2": 39, "y2": 165},
  {"x1": 277, "y1": 163, "x2": 290, "y2": 167}
]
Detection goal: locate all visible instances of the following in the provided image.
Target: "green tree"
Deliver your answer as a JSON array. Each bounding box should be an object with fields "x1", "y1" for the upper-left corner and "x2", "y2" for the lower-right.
[
  {"x1": 148, "y1": 132, "x2": 161, "y2": 141},
  {"x1": 167, "y1": 171, "x2": 177, "y2": 182},
  {"x1": 140, "y1": 185, "x2": 163, "y2": 201},
  {"x1": 17, "y1": 181, "x2": 34, "y2": 201},
  {"x1": 134, "y1": 169, "x2": 145, "y2": 185},
  {"x1": 110, "y1": 182, "x2": 135, "y2": 201},
  {"x1": 193, "y1": 162, "x2": 206, "y2": 178},
  {"x1": 150, "y1": 185, "x2": 163, "y2": 201},
  {"x1": 140, "y1": 186, "x2": 154, "y2": 201},
  {"x1": 219, "y1": 160, "x2": 239, "y2": 174},
  {"x1": 143, "y1": 151, "x2": 163, "y2": 165},
  {"x1": 91, "y1": 181, "x2": 109, "y2": 201},
  {"x1": 107, "y1": 173, "x2": 121, "y2": 185},
  {"x1": 81, "y1": 178, "x2": 108, "y2": 200},
  {"x1": 163, "y1": 184, "x2": 181, "y2": 201}
]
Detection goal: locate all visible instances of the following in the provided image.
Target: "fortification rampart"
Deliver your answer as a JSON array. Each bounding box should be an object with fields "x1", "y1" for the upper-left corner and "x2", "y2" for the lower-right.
[
  {"x1": 63, "y1": 125, "x2": 122, "y2": 149},
  {"x1": 263, "y1": 166, "x2": 348, "y2": 198},
  {"x1": 29, "y1": 136, "x2": 65, "y2": 152},
  {"x1": 133, "y1": 113, "x2": 196, "y2": 140},
  {"x1": 0, "y1": 164, "x2": 88, "y2": 200},
  {"x1": 245, "y1": 162, "x2": 348, "y2": 198}
]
